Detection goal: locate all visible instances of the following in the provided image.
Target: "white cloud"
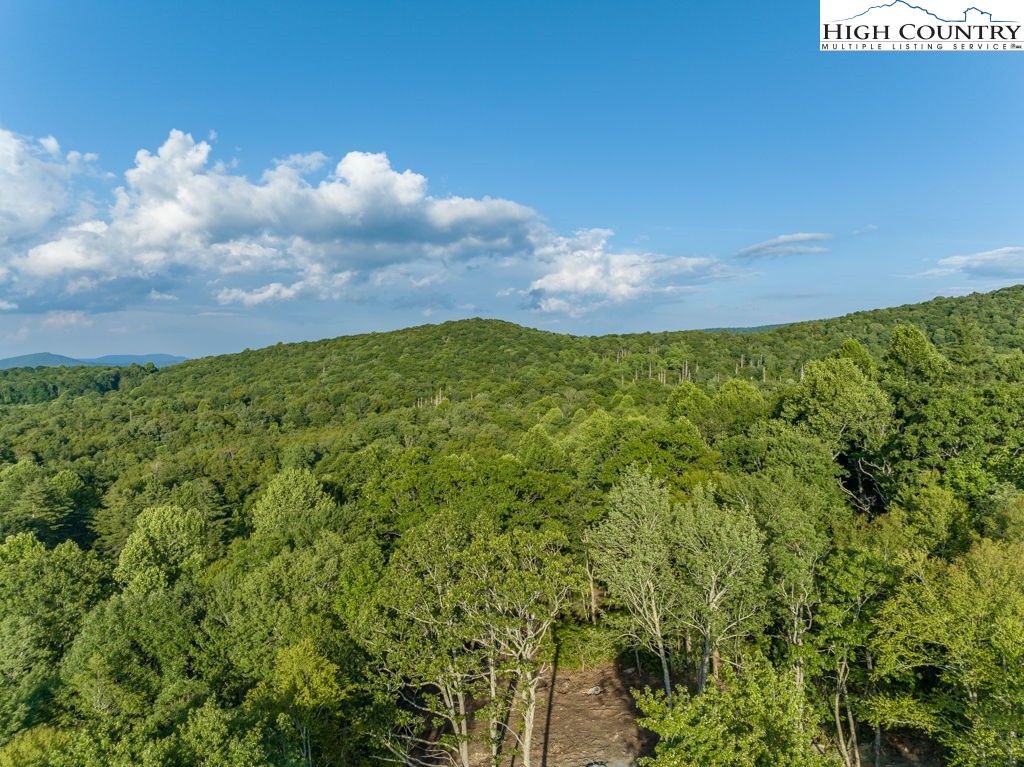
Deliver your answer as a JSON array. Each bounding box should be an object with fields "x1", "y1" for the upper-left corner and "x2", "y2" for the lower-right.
[
  {"x1": 217, "y1": 267, "x2": 354, "y2": 306},
  {"x1": 734, "y1": 232, "x2": 833, "y2": 259},
  {"x1": 38, "y1": 136, "x2": 61, "y2": 156},
  {"x1": 0, "y1": 128, "x2": 88, "y2": 244},
  {"x1": 914, "y1": 246, "x2": 1024, "y2": 279},
  {"x1": 0, "y1": 300, "x2": 17, "y2": 310},
  {"x1": 217, "y1": 282, "x2": 307, "y2": 306},
  {"x1": 535, "y1": 296, "x2": 575, "y2": 314},
  {"x1": 20, "y1": 232, "x2": 111, "y2": 276},
  {"x1": 3, "y1": 129, "x2": 537, "y2": 310},
  {"x1": 527, "y1": 228, "x2": 725, "y2": 314},
  {"x1": 1, "y1": 127, "x2": 742, "y2": 319}
]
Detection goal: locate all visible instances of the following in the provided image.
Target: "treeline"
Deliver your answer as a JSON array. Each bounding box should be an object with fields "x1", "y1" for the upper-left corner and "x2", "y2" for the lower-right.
[
  {"x1": 0, "y1": 364, "x2": 157, "y2": 405},
  {"x1": 0, "y1": 288, "x2": 1022, "y2": 765}
]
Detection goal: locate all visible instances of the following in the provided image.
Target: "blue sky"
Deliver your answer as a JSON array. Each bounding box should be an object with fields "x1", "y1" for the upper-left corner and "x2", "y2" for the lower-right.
[{"x1": 0, "y1": 0, "x2": 1022, "y2": 357}]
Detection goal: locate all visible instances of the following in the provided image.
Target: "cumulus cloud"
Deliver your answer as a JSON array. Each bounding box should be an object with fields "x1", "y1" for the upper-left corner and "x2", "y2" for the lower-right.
[
  {"x1": 1, "y1": 127, "x2": 738, "y2": 318},
  {"x1": 734, "y1": 232, "x2": 833, "y2": 259},
  {"x1": 913, "y1": 247, "x2": 1024, "y2": 279},
  {"x1": 1, "y1": 129, "x2": 536, "y2": 311},
  {"x1": 526, "y1": 228, "x2": 726, "y2": 315},
  {"x1": 217, "y1": 267, "x2": 354, "y2": 306},
  {"x1": 0, "y1": 128, "x2": 95, "y2": 245}
]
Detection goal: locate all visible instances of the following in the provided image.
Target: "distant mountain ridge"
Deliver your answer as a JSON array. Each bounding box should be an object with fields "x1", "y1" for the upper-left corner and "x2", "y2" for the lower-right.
[{"x1": 0, "y1": 352, "x2": 187, "y2": 370}]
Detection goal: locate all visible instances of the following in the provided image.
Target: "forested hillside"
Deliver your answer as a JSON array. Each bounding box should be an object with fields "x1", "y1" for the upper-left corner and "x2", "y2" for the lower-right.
[
  {"x1": 0, "y1": 364, "x2": 158, "y2": 406},
  {"x1": 2, "y1": 286, "x2": 1023, "y2": 766}
]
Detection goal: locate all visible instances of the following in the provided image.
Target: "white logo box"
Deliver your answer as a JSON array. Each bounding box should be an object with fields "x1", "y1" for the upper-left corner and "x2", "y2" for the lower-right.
[{"x1": 820, "y1": 0, "x2": 1024, "y2": 50}]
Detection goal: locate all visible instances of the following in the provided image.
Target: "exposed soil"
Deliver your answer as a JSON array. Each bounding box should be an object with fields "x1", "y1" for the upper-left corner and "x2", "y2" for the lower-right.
[
  {"x1": 461, "y1": 662, "x2": 943, "y2": 767},
  {"x1": 531, "y1": 664, "x2": 653, "y2": 767},
  {"x1": 467, "y1": 663, "x2": 654, "y2": 767}
]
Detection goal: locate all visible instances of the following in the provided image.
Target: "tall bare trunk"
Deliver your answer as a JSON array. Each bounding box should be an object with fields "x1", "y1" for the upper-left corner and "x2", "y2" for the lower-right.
[
  {"x1": 486, "y1": 651, "x2": 509, "y2": 767},
  {"x1": 698, "y1": 636, "x2": 713, "y2": 693},
  {"x1": 586, "y1": 561, "x2": 599, "y2": 625},
  {"x1": 833, "y1": 658, "x2": 860, "y2": 767},
  {"x1": 834, "y1": 689, "x2": 852, "y2": 767},
  {"x1": 519, "y1": 673, "x2": 540, "y2": 767},
  {"x1": 457, "y1": 691, "x2": 471, "y2": 767},
  {"x1": 657, "y1": 639, "x2": 673, "y2": 707},
  {"x1": 845, "y1": 693, "x2": 862, "y2": 767}
]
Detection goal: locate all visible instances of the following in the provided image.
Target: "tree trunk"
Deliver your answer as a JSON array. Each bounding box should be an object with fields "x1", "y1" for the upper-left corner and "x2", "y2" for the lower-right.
[
  {"x1": 834, "y1": 689, "x2": 853, "y2": 767},
  {"x1": 698, "y1": 636, "x2": 713, "y2": 694},
  {"x1": 457, "y1": 691, "x2": 471, "y2": 767},
  {"x1": 845, "y1": 693, "x2": 862, "y2": 767},
  {"x1": 486, "y1": 652, "x2": 508, "y2": 767},
  {"x1": 300, "y1": 724, "x2": 312, "y2": 767},
  {"x1": 488, "y1": 663, "x2": 500, "y2": 766},
  {"x1": 833, "y1": 658, "x2": 859, "y2": 767},
  {"x1": 439, "y1": 683, "x2": 468, "y2": 767},
  {"x1": 586, "y1": 562, "x2": 599, "y2": 625},
  {"x1": 657, "y1": 639, "x2": 673, "y2": 707},
  {"x1": 520, "y1": 673, "x2": 540, "y2": 767}
]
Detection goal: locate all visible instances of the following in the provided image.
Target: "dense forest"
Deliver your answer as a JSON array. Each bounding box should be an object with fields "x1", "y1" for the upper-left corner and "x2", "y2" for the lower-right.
[
  {"x1": 2, "y1": 286, "x2": 1024, "y2": 766},
  {"x1": 0, "y1": 363, "x2": 157, "y2": 406}
]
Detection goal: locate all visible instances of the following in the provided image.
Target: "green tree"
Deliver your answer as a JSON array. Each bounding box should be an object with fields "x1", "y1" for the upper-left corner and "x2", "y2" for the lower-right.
[
  {"x1": 883, "y1": 324, "x2": 950, "y2": 390},
  {"x1": 871, "y1": 539, "x2": 1024, "y2": 766},
  {"x1": 827, "y1": 339, "x2": 877, "y2": 378},
  {"x1": 0, "y1": 617, "x2": 50, "y2": 742},
  {"x1": 588, "y1": 466, "x2": 683, "y2": 702},
  {"x1": 707, "y1": 379, "x2": 767, "y2": 442},
  {"x1": 726, "y1": 470, "x2": 838, "y2": 692},
  {"x1": 462, "y1": 528, "x2": 581, "y2": 767},
  {"x1": 169, "y1": 701, "x2": 270, "y2": 767},
  {"x1": 114, "y1": 505, "x2": 208, "y2": 593},
  {"x1": 814, "y1": 513, "x2": 908, "y2": 767},
  {"x1": 61, "y1": 586, "x2": 205, "y2": 735},
  {"x1": 0, "y1": 534, "x2": 106, "y2": 744},
  {"x1": 669, "y1": 382, "x2": 713, "y2": 437},
  {"x1": 780, "y1": 358, "x2": 893, "y2": 462},
  {"x1": 249, "y1": 641, "x2": 350, "y2": 767},
  {"x1": 636, "y1": 654, "x2": 838, "y2": 767},
  {"x1": 355, "y1": 513, "x2": 482, "y2": 767},
  {"x1": 249, "y1": 469, "x2": 340, "y2": 549},
  {"x1": 675, "y1": 486, "x2": 766, "y2": 692}
]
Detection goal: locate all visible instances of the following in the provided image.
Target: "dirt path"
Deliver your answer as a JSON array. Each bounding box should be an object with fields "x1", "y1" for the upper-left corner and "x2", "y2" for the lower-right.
[{"x1": 468, "y1": 664, "x2": 653, "y2": 767}]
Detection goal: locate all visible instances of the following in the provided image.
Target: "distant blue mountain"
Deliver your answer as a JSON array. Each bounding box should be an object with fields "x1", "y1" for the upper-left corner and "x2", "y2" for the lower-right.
[
  {"x1": 0, "y1": 353, "x2": 83, "y2": 369},
  {"x1": 0, "y1": 352, "x2": 187, "y2": 370}
]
